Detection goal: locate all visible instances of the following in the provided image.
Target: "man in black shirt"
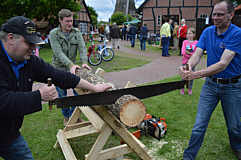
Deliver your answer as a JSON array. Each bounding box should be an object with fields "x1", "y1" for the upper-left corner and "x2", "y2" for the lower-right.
[{"x1": 0, "y1": 16, "x2": 111, "y2": 160}]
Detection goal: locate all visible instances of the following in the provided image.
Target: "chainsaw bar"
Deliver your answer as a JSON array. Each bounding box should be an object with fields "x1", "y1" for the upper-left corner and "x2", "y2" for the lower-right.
[{"x1": 53, "y1": 80, "x2": 186, "y2": 108}]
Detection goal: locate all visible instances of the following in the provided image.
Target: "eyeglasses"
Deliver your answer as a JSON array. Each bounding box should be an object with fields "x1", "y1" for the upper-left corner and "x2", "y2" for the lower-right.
[
  {"x1": 212, "y1": 13, "x2": 225, "y2": 17},
  {"x1": 63, "y1": 20, "x2": 73, "y2": 23}
]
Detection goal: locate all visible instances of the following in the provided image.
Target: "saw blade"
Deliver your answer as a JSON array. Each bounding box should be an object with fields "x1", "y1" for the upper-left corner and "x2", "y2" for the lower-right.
[{"x1": 53, "y1": 80, "x2": 186, "y2": 108}]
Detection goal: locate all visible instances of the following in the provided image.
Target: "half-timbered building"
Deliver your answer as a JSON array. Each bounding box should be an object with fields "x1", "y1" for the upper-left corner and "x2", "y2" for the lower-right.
[
  {"x1": 35, "y1": 0, "x2": 92, "y2": 36},
  {"x1": 137, "y1": 0, "x2": 219, "y2": 37},
  {"x1": 75, "y1": 0, "x2": 93, "y2": 34}
]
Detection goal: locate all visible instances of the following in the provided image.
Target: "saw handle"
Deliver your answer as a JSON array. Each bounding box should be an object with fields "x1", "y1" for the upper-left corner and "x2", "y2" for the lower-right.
[{"x1": 47, "y1": 78, "x2": 53, "y2": 110}]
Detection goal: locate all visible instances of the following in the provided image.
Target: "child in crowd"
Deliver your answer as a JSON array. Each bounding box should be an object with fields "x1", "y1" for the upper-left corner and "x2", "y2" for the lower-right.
[{"x1": 180, "y1": 27, "x2": 198, "y2": 95}]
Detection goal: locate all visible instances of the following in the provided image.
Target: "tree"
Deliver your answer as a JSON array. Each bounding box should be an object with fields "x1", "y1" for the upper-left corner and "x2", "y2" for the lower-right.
[
  {"x1": 127, "y1": 14, "x2": 134, "y2": 22},
  {"x1": 231, "y1": 0, "x2": 241, "y2": 6},
  {"x1": 0, "y1": 0, "x2": 81, "y2": 27},
  {"x1": 110, "y1": 12, "x2": 127, "y2": 25},
  {"x1": 88, "y1": 6, "x2": 98, "y2": 27}
]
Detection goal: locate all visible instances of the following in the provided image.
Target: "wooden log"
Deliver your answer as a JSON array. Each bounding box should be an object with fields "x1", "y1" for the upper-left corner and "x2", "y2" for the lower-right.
[
  {"x1": 114, "y1": 95, "x2": 146, "y2": 127},
  {"x1": 75, "y1": 67, "x2": 115, "y2": 94},
  {"x1": 95, "y1": 68, "x2": 105, "y2": 77},
  {"x1": 74, "y1": 68, "x2": 146, "y2": 127}
]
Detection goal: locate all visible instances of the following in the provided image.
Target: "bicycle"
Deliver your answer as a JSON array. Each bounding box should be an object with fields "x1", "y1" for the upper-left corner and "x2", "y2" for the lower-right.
[{"x1": 87, "y1": 38, "x2": 114, "y2": 66}]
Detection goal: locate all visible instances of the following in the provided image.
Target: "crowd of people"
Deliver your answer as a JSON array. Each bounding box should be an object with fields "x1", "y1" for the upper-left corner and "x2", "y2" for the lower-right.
[
  {"x1": 97, "y1": 22, "x2": 146, "y2": 51},
  {"x1": 159, "y1": 17, "x2": 188, "y2": 57},
  {"x1": 95, "y1": 16, "x2": 190, "y2": 59}
]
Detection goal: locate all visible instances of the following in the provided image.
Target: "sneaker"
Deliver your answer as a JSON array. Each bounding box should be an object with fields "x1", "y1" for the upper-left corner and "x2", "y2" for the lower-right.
[
  {"x1": 188, "y1": 89, "x2": 192, "y2": 95},
  {"x1": 233, "y1": 150, "x2": 241, "y2": 160},
  {"x1": 63, "y1": 117, "x2": 69, "y2": 126},
  {"x1": 180, "y1": 89, "x2": 184, "y2": 95}
]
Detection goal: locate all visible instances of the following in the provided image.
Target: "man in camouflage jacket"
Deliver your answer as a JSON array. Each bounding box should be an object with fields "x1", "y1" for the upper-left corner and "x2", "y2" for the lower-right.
[{"x1": 49, "y1": 9, "x2": 91, "y2": 125}]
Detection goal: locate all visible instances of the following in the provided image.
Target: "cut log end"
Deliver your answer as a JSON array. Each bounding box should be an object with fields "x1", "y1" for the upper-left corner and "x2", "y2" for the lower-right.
[{"x1": 116, "y1": 95, "x2": 146, "y2": 127}]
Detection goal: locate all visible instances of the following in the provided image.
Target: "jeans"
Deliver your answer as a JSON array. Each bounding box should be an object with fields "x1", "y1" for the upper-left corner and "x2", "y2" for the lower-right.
[
  {"x1": 183, "y1": 77, "x2": 241, "y2": 160},
  {"x1": 122, "y1": 33, "x2": 126, "y2": 40},
  {"x1": 140, "y1": 38, "x2": 146, "y2": 51},
  {"x1": 56, "y1": 87, "x2": 78, "y2": 118},
  {"x1": 0, "y1": 135, "x2": 34, "y2": 160},
  {"x1": 161, "y1": 37, "x2": 170, "y2": 56},
  {"x1": 129, "y1": 35, "x2": 136, "y2": 47}
]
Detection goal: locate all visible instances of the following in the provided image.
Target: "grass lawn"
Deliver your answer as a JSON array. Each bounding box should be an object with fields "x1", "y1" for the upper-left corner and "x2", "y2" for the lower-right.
[
  {"x1": 39, "y1": 47, "x2": 150, "y2": 72},
  {"x1": 2, "y1": 45, "x2": 236, "y2": 160}
]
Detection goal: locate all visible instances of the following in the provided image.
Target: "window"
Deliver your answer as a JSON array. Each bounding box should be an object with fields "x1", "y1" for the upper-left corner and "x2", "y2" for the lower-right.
[
  {"x1": 158, "y1": 15, "x2": 161, "y2": 25},
  {"x1": 78, "y1": 23, "x2": 88, "y2": 34},
  {"x1": 200, "y1": 14, "x2": 208, "y2": 18}
]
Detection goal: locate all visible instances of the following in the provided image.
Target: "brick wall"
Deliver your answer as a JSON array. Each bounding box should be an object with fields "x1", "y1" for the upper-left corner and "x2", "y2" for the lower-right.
[{"x1": 141, "y1": 0, "x2": 220, "y2": 34}]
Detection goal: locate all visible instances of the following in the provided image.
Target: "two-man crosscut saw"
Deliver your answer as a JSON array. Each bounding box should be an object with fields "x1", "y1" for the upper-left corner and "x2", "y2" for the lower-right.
[{"x1": 52, "y1": 80, "x2": 186, "y2": 108}]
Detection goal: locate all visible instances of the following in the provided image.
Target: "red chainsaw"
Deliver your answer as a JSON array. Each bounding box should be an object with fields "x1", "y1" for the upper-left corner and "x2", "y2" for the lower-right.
[{"x1": 127, "y1": 114, "x2": 167, "y2": 141}]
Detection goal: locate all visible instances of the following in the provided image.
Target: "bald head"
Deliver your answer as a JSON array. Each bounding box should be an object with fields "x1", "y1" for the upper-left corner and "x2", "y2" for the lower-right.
[{"x1": 216, "y1": 0, "x2": 234, "y2": 13}]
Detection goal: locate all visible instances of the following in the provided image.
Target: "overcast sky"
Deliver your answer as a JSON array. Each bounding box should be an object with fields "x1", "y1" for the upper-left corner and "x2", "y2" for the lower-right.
[{"x1": 85, "y1": 0, "x2": 145, "y2": 21}]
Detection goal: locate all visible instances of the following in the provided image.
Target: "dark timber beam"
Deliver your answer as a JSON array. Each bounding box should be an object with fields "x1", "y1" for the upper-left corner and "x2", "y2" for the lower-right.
[
  {"x1": 179, "y1": 7, "x2": 182, "y2": 20},
  {"x1": 168, "y1": 0, "x2": 171, "y2": 15},
  {"x1": 152, "y1": 7, "x2": 156, "y2": 34},
  {"x1": 196, "y1": 0, "x2": 199, "y2": 18},
  {"x1": 143, "y1": 19, "x2": 154, "y2": 21}
]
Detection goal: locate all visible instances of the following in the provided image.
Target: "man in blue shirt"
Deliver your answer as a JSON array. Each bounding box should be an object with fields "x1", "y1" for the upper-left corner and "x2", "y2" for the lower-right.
[{"x1": 179, "y1": 0, "x2": 241, "y2": 159}]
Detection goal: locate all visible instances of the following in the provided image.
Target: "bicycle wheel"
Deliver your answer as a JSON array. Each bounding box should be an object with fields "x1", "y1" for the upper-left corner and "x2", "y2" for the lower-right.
[
  {"x1": 101, "y1": 47, "x2": 114, "y2": 61},
  {"x1": 88, "y1": 53, "x2": 102, "y2": 66}
]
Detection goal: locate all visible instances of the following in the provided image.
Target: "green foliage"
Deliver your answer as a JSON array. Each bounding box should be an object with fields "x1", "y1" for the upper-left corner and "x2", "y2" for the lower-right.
[
  {"x1": 126, "y1": 14, "x2": 134, "y2": 21},
  {"x1": 88, "y1": 6, "x2": 98, "y2": 27},
  {"x1": 110, "y1": 12, "x2": 127, "y2": 25},
  {"x1": 87, "y1": 6, "x2": 98, "y2": 17},
  {"x1": 232, "y1": 0, "x2": 241, "y2": 5},
  {"x1": 0, "y1": 0, "x2": 81, "y2": 26},
  {"x1": 90, "y1": 15, "x2": 97, "y2": 27},
  {"x1": 97, "y1": 21, "x2": 109, "y2": 27},
  {"x1": 110, "y1": 12, "x2": 134, "y2": 25}
]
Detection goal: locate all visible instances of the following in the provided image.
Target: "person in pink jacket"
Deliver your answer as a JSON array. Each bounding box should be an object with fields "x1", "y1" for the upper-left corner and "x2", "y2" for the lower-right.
[{"x1": 180, "y1": 27, "x2": 198, "y2": 95}]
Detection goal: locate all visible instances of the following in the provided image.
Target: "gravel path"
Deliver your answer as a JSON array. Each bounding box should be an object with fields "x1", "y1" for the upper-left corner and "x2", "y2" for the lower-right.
[{"x1": 103, "y1": 41, "x2": 182, "y2": 88}]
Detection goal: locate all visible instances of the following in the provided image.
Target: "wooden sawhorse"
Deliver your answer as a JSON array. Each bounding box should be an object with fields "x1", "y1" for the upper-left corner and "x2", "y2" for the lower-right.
[{"x1": 54, "y1": 105, "x2": 152, "y2": 160}]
